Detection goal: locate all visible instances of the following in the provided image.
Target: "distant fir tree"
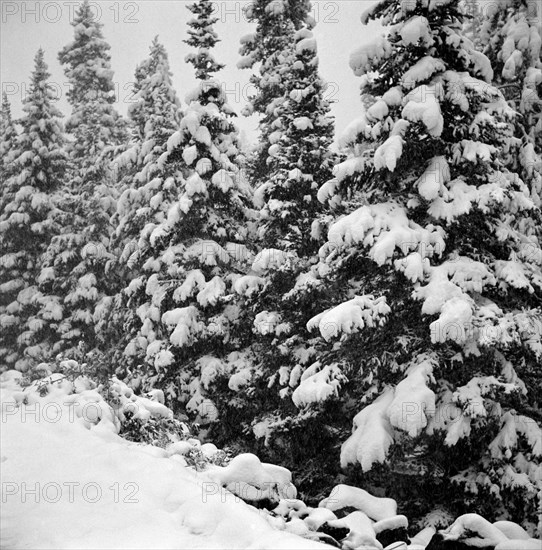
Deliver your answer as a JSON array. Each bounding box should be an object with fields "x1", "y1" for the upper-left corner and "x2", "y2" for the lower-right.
[
  {"x1": 58, "y1": 0, "x2": 126, "y2": 190},
  {"x1": 184, "y1": 0, "x2": 225, "y2": 79},
  {"x1": 102, "y1": 37, "x2": 182, "y2": 359},
  {"x1": 113, "y1": 37, "x2": 182, "y2": 259},
  {"x1": 241, "y1": 0, "x2": 540, "y2": 532},
  {"x1": 0, "y1": 49, "x2": 67, "y2": 371},
  {"x1": 117, "y1": 0, "x2": 250, "y2": 426},
  {"x1": 0, "y1": 92, "x2": 18, "y2": 182},
  {"x1": 35, "y1": 0, "x2": 127, "y2": 361},
  {"x1": 238, "y1": 0, "x2": 313, "y2": 184},
  {"x1": 253, "y1": 27, "x2": 335, "y2": 251}
]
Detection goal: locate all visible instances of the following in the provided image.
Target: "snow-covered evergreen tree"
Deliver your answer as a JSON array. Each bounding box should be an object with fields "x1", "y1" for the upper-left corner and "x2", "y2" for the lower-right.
[
  {"x1": 33, "y1": 0, "x2": 127, "y2": 362},
  {"x1": 184, "y1": 0, "x2": 224, "y2": 79},
  {"x1": 253, "y1": 26, "x2": 335, "y2": 251},
  {"x1": 0, "y1": 49, "x2": 67, "y2": 370},
  {"x1": 249, "y1": 0, "x2": 541, "y2": 532},
  {"x1": 101, "y1": 37, "x2": 182, "y2": 359},
  {"x1": 117, "y1": 1, "x2": 250, "y2": 426},
  {"x1": 196, "y1": 0, "x2": 340, "y2": 485},
  {"x1": 0, "y1": 92, "x2": 18, "y2": 182},
  {"x1": 478, "y1": 0, "x2": 542, "y2": 205},
  {"x1": 113, "y1": 37, "x2": 182, "y2": 260},
  {"x1": 58, "y1": 0, "x2": 126, "y2": 190},
  {"x1": 238, "y1": 0, "x2": 313, "y2": 183}
]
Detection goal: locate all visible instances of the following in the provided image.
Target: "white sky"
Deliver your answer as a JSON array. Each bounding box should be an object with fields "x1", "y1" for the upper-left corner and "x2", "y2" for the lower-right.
[{"x1": 1, "y1": 0, "x2": 381, "y2": 143}]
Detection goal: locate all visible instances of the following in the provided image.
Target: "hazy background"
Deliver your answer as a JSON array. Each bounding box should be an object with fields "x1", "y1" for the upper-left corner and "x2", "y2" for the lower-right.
[{"x1": 1, "y1": 0, "x2": 383, "y2": 143}]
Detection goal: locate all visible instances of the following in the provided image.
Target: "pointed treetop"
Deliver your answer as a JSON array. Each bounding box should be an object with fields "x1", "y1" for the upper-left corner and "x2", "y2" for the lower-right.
[
  {"x1": 184, "y1": 0, "x2": 225, "y2": 79},
  {"x1": 16, "y1": 47, "x2": 67, "y2": 191},
  {"x1": 149, "y1": 36, "x2": 171, "y2": 69},
  {"x1": 1, "y1": 92, "x2": 13, "y2": 126},
  {"x1": 73, "y1": 0, "x2": 101, "y2": 27},
  {"x1": 123, "y1": 35, "x2": 180, "y2": 159},
  {"x1": 31, "y1": 48, "x2": 51, "y2": 86},
  {"x1": 0, "y1": 91, "x2": 17, "y2": 177},
  {"x1": 58, "y1": 0, "x2": 114, "y2": 106}
]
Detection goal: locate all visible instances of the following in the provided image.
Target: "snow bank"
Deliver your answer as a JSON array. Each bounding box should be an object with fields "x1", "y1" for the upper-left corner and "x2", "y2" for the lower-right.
[{"x1": 0, "y1": 372, "x2": 329, "y2": 550}]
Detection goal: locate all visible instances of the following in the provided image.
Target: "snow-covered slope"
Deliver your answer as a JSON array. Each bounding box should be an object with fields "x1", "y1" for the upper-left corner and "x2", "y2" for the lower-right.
[{"x1": 0, "y1": 372, "x2": 328, "y2": 550}]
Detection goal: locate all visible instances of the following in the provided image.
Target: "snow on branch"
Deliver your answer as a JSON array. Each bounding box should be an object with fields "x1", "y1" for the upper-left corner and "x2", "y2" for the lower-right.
[
  {"x1": 307, "y1": 295, "x2": 391, "y2": 341},
  {"x1": 291, "y1": 362, "x2": 346, "y2": 408},
  {"x1": 387, "y1": 355, "x2": 437, "y2": 438},
  {"x1": 340, "y1": 389, "x2": 395, "y2": 472}
]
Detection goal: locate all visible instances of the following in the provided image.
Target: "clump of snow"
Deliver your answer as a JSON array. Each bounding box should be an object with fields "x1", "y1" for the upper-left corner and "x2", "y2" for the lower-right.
[
  {"x1": 307, "y1": 295, "x2": 390, "y2": 341},
  {"x1": 387, "y1": 355, "x2": 436, "y2": 437},
  {"x1": 291, "y1": 363, "x2": 346, "y2": 408},
  {"x1": 206, "y1": 453, "x2": 297, "y2": 504},
  {"x1": 366, "y1": 99, "x2": 389, "y2": 122},
  {"x1": 373, "y1": 515, "x2": 409, "y2": 533},
  {"x1": 350, "y1": 36, "x2": 393, "y2": 76},
  {"x1": 293, "y1": 117, "x2": 313, "y2": 131},
  {"x1": 327, "y1": 511, "x2": 380, "y2": 549},
  {"x1": 400, "y1": 16, "x2": 433, "y2": 47},
  {"x1": 254, "y1": 311, "x2": 283, "y2": 336},
  {"x1": 233, "y1": 275, "x2": 265, "y2": 297},
  {"x1": 417, "y1": 156, "x2": 450, "y2": 200},
  {"x1": 317, "y1": 178, "x2": 341, "y2": 205},
  {"x1": 374, "y1": 135, "x2": 404, "y2": 171},
  {"x1": 319, "y1": 483, "x2": 397, "y2": 521},
  {"x1": 296, "y1": 38, "x2": 317, "y2": 54},
  {"x1": 324, "y1": 201, "x2": 445, "y2": 267},
  {"x1": 402, "y1": 86, "x2": 444, "y2": 136},
  {"x1": 401, "y1": 57, "x2": 445, "y2": 89},
  {"x1": 440, "y1": 513, "x2": 510, "y2": 548},
  {"x1": 493, "y1": 521, "x2": 532, "y2": 541},
  {"x1": 162, "y1": 306, "x2": 203, "y2": 347},
  {"x1": 340, "y1": 389, "x2": 395, "y2": 472},
  {"x1": 382, "y1": 87, "x2": 403, "y2": 107},
  {"x1": 251, "y1": 248, "x2": 289, "y2": 274}
]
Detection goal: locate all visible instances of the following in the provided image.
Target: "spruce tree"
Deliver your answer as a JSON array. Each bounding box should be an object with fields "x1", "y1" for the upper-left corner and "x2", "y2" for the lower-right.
[
  {"x1": 255, "y1": 0, "x2": 541, "y2": 531},
  {"x1": 0, "y1": 92, "x2": 18, "y2": 182},
  {"x1": 205, "y1": 10, "x2": 338, "y2": 487},
  {"x1": 34, "y1": 0, "x2": 127, "y2": 362},
  {"x1": 184, "y1": 0, "x2": 224, "y2": 79},
  {"x1": 102, "y1": 37, "x2": 182, "y2": 361},
  {"x1": 478, "y1": 0, "x2": 542, "y2": 205},
  {"x1": 0, "y1": 49, "x2": 67, "y2": 371},
  {"x1": 254, "y1": 27, "x2": 335, "y2": 251},
  {"x1": 238, "y1": 0, "x2": 313, "y2": 183},
  {"x1": 58, "y1": 0, "x2": 126, "y2": 190},
  {"x1": 118, "y1": 0, "x2": 250, "y2": 425},
  {"x1": 113, "y1": 37, "x2": 182, "y2": 263}
]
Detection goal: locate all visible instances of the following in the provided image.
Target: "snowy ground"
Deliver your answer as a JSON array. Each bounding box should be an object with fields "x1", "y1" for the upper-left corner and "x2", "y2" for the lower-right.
[
  {"x1": 0, "y1": 372, "x2": 328, "y2": 550},
  {"x1": 2, "y1": 370, "x2": 540, "y2": 550}
]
